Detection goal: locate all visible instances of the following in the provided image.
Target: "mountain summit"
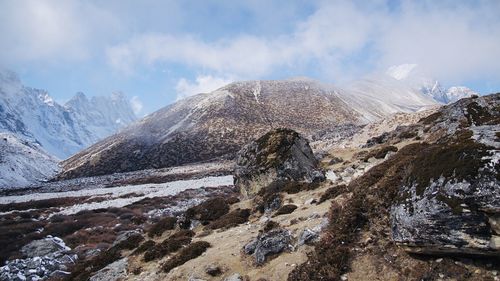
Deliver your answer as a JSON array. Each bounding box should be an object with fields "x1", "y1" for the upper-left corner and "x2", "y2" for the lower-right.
[{"x1": 0, "y1": 70, "x2": 137, "y2": 159}]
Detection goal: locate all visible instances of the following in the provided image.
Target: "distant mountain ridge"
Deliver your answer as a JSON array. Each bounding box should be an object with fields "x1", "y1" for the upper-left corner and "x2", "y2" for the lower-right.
[
  {"x1": 0, "y1": 70, "x2": 137, "y2": 159},
  {"x1": 386, "y1": 64, "x2": 479, "y2": 104}
]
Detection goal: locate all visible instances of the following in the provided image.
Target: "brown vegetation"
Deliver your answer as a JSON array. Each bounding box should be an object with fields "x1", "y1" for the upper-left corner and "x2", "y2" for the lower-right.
[
  {"x1": 148, "y1": 216, "x2": 177, "y2": 238},
  {"x1": 161, "y1": 241, "x2": 211, "y2": 272},
  {"x1": 144, "y1": 230, "x2": 194, "y2": 262},
  {"x1": 273, "y1": 204, "x2": 298, "y2": 217},
  {"x1": 317, "y1": 184, "x2": 348, "y2": 204},
  {"x1": 208, "y1": 208, "x2": 251, "y2": 230}
]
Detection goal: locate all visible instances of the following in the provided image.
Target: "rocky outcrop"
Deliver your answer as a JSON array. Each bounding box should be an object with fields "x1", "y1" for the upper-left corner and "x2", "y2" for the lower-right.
[
  {"x1": 243, "y1": 228, "x2": 293, "y2": 265},
  {"x1": 0, "y1": 236, "x2": 77, "y2": 281},
  {"x1": 390, "y1": 93, "x2": 500, "y2": 256},
  {"x1": 234, "y1": 128, "x2": 325, "y2": 197}
]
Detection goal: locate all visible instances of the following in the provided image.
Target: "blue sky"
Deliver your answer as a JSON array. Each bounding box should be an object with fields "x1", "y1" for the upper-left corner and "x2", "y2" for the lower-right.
[{"x1": 1, "y1": 0, "x2": 500, "y2": 115}]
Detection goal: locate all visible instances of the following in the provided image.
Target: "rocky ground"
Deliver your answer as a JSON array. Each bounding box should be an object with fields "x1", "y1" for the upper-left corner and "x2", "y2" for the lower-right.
[{"x1": 0, "y1": 94, "x2": 498, "y2": 281}]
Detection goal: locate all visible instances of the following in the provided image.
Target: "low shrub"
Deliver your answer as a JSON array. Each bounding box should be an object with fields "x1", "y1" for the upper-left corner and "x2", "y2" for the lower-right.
[
  {"x1": 185, "y1": 197, "x2": 230, "y2": 223},
  {"x1": 143, "y1": 231, "x2": 193, "y2": 262},
  {"x1": 317, "y1": 184, "x2": 348, "y2": 204},
  {"x1": 148, "y1": 216, "x2": 177, "y2": 238},
  {"x1": 132, "y1": 240, "x2": 156, "y2": 256},
  {"x1": 161, "y1": 241, "x2": 211, "y2": 272},
  {"x1": 70, "y1": 248, "x2": 122, "y2": 281},
  {"x1": 208, "y1": 209, "x2": 251, "y2": 230},
  {"x1": 273, "y1": 205, "x2": 297, "y2": 217}
]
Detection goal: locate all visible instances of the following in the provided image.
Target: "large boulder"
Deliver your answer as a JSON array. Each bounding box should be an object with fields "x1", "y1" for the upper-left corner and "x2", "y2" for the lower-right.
[
  {"x1": 234, "y1": 128, "x2": 325, "y2": 197},
  {"x1": 390, "y1": 94, "x2": 500, "y2": 256},
  {"x1": 21, "y1": 236, "x2": 70, "y2": 258}
]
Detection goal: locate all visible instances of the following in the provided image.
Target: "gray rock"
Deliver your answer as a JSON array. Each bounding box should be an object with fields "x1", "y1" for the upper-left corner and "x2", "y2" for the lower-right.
[
  {"x1": 0, "y1": 236, "x2": 76, "y2": 281},
  {"x1": 243, "y1": 228, "x2": 293, "y2": 265},
  {"x1": 243, "y1": 239, "x2": 258, "y2": 255},
  {"x1": 235, "y1": 128, "x2": 325, "y2": 198},
  {"x1": 298, "y1": 228, "x2": 319, "y2": 246},
  {"x1": 111, "y1": 230, "x2": 143, "y2": 248},
  {"x1": 390, "y1": 96, "x2": 500, "y2": 257},
  {"x1": 89, "y1": 258, "x2": 128, "y2": 281},
  {"x1": 21, "y1": 237, "x2": 69, "y2": 258}
]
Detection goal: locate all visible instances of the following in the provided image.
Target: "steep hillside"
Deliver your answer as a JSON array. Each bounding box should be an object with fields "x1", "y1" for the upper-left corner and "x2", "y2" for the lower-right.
[
  {"x1": 59, "y1": 78, "x2": 437, "y2": 179},
  {"x1": 0, "y1": 133, "x2": 59, "y2": 188},
  {"x1": 0, "y1": 70, "x2": 137, "y2": 159}
]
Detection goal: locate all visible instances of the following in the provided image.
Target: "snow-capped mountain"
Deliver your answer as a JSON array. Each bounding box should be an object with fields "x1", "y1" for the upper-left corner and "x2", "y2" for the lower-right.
[
  {"x1": 59, "y1": 78, "x2": 437, "y2": 179},
  {"x1": 0, "y1": 132, "x2": 59, "y2": 188},
  {"x1": 386, "y1": 64, "x2": 478, "y2": 104},
  {"x1": 0, "y1": 70, "x2": 137, "y2": 159}
]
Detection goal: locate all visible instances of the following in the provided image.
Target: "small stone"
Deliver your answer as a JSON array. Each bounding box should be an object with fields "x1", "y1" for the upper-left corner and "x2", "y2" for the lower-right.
[
  {"x1": 298, "y1": 228, "x2": 319, "y2": 246},
  {"x1": 340, "y1": 274, "x2": 348, "y2": 281},
  {"x1": 436, "y1": 258, "x2": 443, "y2": 263},
  {"x1": 304, "y1": 198, "x2": 316, "y2": 205},
  {"x1": 224, "y1": 273, "x2": 242, "y2": 281},
  {"x1": 205, "y1": 264, "x2": 222, "y2": 276}
]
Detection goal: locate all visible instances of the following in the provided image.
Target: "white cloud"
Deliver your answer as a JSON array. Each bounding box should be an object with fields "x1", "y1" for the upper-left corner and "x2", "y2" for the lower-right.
[
  {"x1": 2, "y1": 0, "x2": 500, "y2": 88},
  {"x1": 105, "y1": 0, "x2": 500, "y2": 84},
  {"x1": 130, "y1": 96, "x2": 143, "y2": 115},
  {"x1": 175, "y1": 75, "x2": 234, "y2": 100},
  {"x1": 0, "y1": 0, "x2": 119, "y2": 64}
]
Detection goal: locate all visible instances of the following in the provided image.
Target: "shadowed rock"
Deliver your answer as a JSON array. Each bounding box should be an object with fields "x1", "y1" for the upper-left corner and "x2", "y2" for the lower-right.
[{"x1": 235, "y1": 128, "x2": 325, "y2": 198}]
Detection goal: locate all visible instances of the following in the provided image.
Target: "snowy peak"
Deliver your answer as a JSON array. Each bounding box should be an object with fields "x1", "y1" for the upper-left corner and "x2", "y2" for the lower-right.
[
  {"x1": 385, "y1": 64, "x2": 480, "y2": 104},
  {"x1": 444, "y1": 86, "x2": 478, "y2": 103},
  {"x1": 0, "y1": 132, "x2": 59, "y2": 188},
  {"x1": 0, "y1": 71, "x2": 138, "y2": 159}
]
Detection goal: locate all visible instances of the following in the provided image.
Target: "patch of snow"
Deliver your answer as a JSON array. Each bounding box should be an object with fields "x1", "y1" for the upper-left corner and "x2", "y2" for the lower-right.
[{"x1": 0, "y1": 175, "x2": 234, "y2": 215}]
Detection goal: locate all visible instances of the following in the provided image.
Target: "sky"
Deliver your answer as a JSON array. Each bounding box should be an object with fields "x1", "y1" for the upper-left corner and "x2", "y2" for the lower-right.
[{"x1": 1, "y1": 0, "x2": 500, "y2": 115}]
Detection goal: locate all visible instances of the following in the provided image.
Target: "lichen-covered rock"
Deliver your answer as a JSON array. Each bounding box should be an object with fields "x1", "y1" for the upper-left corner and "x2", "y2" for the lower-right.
[
  {"x1": 235, "y1": 128, "x2": 325, "y2": 197},
  {"x1": 390, "y1": 94, "x2": 500, "y2": 256},
  {"x1": 243, "y1": 228, "x2": 293, "y2": 265}
]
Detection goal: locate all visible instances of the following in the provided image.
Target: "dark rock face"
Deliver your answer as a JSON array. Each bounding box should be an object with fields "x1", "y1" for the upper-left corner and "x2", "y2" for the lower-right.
[
  {"x1": 243, "y1": 228, "x2": 293, "y2": 265},
  {"x1": 390, "y1": 93, "x2": 500, "y2": 256},
  {"x1": 234, "y1": 128, "x2": 325, "y2": 197}
]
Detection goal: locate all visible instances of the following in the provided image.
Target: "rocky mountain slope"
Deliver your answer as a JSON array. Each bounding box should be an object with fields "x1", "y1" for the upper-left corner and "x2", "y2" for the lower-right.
[
  {"x1": 0, "y1": 93, "x2": 497, "y2": 281},
  {"x1": 59, "y1": 79, "x2": 437, "y2": 179},
  {"x1": 0, "y1": 70, "x2": 137, "y2": 159},
  {"x1": 0, "y1": 133, "x2": 59, "y2": 189}
]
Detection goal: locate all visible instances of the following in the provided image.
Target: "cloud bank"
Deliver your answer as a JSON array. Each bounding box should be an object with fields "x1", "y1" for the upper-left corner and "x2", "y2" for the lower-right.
[
  {"x1": 2, "y1": 0, "x2": 500, "y2": 90},
  {"x1": 104, "y1": 1, "x2": 500, "y2": 84}
]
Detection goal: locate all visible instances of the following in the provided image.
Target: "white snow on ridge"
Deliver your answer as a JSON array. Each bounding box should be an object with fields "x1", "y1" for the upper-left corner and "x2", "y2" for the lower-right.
[
  {"x1": 0, "y1": 175, "x2": 234, "y2": 215},
  {"x1": 0, "y1": 132, "x2": 59, "y2": 188}
]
